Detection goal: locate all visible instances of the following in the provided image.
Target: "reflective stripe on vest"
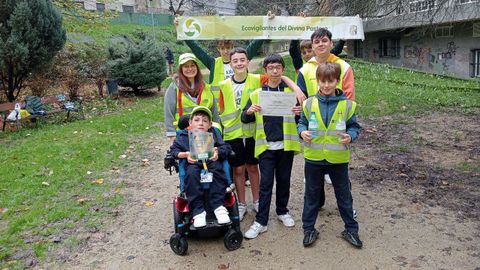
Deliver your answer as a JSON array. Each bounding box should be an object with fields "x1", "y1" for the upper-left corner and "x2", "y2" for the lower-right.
[
  {"x1": 219, "y1": 74, "x2": 261, "y2": 140},
  {"x1": 210, "y1": 57, "x2": 225, "y2": 103},
  {"x1": 300, "y1": 54, "x2": 349, "y2": 97},
  {"x1": 174, "y1": 85, "x2": 214, "y2": 128},
  {"x1": 250, "y1": 88, "x2": 301, "y2": 158},
  {"x1": 302, "y1": 96, "x2": 356, "y2": 163}
]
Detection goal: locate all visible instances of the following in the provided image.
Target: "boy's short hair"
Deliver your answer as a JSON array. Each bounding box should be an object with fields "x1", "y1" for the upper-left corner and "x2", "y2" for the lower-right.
[
  {"x1": 316, "y1": 62, "x2": 341, "y2": 81},
  {"x1": 263, "y1": 54, "x2": 285, "y2": 68},
  {"x1": 299, "y1": 40, "x2": 312, "y2": 51},
  {"x1": 217, "y1": 40, "x2": 234, "y2": 48},
  {"x1": 229, "y1": 47, "x2": 247, "y2": 58},
  {"x1": 190, "y1": 106, "x2": 212, "y2": 121},
  {"x1": 311, "y1": 28, "x2": 332, "y2": 42}
]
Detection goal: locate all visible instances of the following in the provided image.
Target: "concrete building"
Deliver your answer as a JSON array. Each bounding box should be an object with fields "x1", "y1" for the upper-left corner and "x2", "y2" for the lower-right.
[
  {"x1": 350, "y1": 0, "x2": 480, "y2": 79},
  {"x1": 79, "y1": 0, "x2": 237, "y2": 15}
]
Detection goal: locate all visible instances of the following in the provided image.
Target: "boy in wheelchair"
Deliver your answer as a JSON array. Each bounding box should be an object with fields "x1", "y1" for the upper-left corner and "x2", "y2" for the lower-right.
[{"x1": 169, "y1": 106, "x2": 233, "y2": 228}]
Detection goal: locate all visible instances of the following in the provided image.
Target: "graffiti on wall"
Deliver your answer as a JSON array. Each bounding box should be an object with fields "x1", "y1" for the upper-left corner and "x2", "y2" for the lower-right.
[
  {"x1": 403, "y1": 42, "x2": 460, "y2": 73},
  {"x1": 404, "y1": 45, "x2": 432, "y2": 65}
]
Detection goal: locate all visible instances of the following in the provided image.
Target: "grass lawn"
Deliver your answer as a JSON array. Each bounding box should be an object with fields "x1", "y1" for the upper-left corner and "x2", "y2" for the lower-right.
[
  {"x1": 280, "y1": 57, "x2": 480, "y2": 118},
  {"x1": 1, "y1": 56, "x2": 479, "y2": 269},
  {"x1": 0, "y1": 97, "x2": 164, "y2": 269}
]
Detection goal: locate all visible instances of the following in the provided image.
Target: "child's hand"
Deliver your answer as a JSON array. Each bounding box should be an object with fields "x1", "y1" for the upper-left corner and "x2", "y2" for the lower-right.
[
  {"x1": 174, "y1": 15, "x2": 179, "y2": 27},
  {"x1": 301, "y1": 131, "x2": 312, "y2": 142},
  {"x1": 295, "y1": 91, "x2": 307, "y2": 104},
  {"x1": 210, "y1": 147, "x2": 218, "y2": 161},
  {"x1": 247, "y1": 104, "x2": 262, "y2": 115},
  {"x1": 339, "y1": 133, "x2": 352, "y2": 144},
  {"x1": 291, "y1": 106, "x2": 302, "y2": 116},
  {"x1": 187, "y1": 152, "x2": 197, "y2": 164},
  {"x1": 267, "y1": 11, "x2": 275, "y2": 20}
]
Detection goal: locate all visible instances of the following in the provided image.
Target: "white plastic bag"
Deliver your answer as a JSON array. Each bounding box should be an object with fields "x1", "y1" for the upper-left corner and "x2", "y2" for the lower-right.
[{"x1": 6, "y1": 103, "x2": 21, "y2": 121}]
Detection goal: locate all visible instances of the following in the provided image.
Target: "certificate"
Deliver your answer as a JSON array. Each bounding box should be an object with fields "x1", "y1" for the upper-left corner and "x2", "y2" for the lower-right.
[{"x1": 258, "y1": 91, "x2": 297, "y2": 116}]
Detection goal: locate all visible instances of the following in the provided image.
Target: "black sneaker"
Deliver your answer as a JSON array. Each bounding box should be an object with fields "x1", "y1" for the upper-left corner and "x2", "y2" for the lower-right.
[
  {"x1": 303, "y1": 229, "x2": 320, "y2": 247},
  {"x1": 341, "y1": 230, "x2": 363, "y2": 248}
]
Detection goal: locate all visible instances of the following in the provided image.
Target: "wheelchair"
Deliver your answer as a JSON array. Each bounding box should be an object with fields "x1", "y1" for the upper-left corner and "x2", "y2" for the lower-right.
[{"x1": 164, "y1": 126, "x2": 242, "y2": 256}]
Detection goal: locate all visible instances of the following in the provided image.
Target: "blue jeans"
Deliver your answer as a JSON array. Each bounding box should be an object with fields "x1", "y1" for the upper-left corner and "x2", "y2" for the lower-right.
[{"x1": 302, "y1": 162, "x2": 358, "y2": 233}]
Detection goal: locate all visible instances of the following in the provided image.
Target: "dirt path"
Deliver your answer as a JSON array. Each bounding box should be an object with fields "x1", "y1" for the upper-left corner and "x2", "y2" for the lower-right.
[{"x1": 38, "y1": 110, "x2": 480, "y2": 270}]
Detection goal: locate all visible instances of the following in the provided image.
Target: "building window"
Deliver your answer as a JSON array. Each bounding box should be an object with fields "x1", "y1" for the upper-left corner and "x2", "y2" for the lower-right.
[
  {"x1": 472, "y1": 49, "x2": 480, "y2": 77},
  {"x1": 122, "y1": 5, "x2": 134, "y2": 13},
  {"x1": 456, "y1": 0, "x2": 478, "y2": 4},
  {"x1": 435, "y1": 26, "x2": 453, "y2": 38},
  {"x1": 354, "y1": 40, "x2": 363, "y2": 58},
  {"x1": 379, "y1": 38, "x2": 400, "y2": 58},
  {"x1": 96, "y1": 3, "x2": 105, "y2": 11},
  {"x1": 409, "y1": 0, "x2": 435, "y2": 12},
  {"x1": 474, "y1": 23, "x2": 480, "y2": 38}
]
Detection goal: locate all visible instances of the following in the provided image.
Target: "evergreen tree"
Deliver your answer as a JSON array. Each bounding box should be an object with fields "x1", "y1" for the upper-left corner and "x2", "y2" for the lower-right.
[
  {"x1": 0, "y1": 0, "x2": 66, "y2": 102},
  {"x1": 107, "y1": 40, "x2": 167, "y2": 94}
]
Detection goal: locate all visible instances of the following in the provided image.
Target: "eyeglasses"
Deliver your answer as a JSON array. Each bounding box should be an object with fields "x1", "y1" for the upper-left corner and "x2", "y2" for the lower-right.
[{"x1": 266, "y1": 65, "x2": 283, "y2": 71}]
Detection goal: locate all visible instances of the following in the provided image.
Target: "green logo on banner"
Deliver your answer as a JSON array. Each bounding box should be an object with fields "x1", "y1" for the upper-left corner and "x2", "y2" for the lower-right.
[{"x1": 183, "y1": 18, "x2": 202, "y2": 38}]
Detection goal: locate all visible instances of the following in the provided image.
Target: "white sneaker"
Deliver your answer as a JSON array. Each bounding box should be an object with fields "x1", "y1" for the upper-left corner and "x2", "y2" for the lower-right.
[
  {"x1": 324, "y1": 174, "x2": 332, "y2": 184},
  {"x1": 245, "y1": 180, "x2": 251, "y2": 187},
  {"x1": 353, "y1": 209, "x2": 358, "y2": 220},
  {"x1": 193, "y1": 211, "x2": 206, "y2": 228},
  {"x1": 277, "y1": 213, "x2": 295, "y2": 227},
  {"x1": 214, "y1": 206, "x2": 231, "y2": 224},
  {"x1": 253, "y1": 200, "x2": 259, "y2": 213},
  {"x1": 244, "y1": 221, "x2": 267, "y2": 239},
  {"x1": 238, "y1": 203, "x2": 247, "y2": 221}
]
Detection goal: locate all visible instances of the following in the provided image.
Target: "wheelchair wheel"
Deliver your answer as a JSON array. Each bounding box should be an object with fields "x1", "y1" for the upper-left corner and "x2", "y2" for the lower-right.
[
  {"x1": 170, "y1": 233, "x2": 188, "y2": 255},
  {"x1": 224, "y1": 228, "x2": 243, "y2": 251}
]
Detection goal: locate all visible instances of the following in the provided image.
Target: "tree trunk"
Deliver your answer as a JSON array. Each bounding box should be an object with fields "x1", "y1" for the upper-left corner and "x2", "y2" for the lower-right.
[{"x1": 97, "y1": 79, "x2": 104, "y2": 98}]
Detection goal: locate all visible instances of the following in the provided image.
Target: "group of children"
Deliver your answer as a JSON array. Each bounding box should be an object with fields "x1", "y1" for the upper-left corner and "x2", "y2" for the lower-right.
[{"x1": 167, "y1": 27, "x2": 363, "y2": 249}]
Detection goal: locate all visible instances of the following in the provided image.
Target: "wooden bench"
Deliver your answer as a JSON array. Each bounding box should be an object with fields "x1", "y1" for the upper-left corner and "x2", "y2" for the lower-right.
[{"x1": 0, "y1": 95, "x2": 84, "y2": 131}]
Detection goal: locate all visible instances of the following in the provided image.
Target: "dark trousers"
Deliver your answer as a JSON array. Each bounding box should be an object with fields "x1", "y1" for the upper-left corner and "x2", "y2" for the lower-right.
[
  {"x1": 256, "y1": 150, "x2": 294, "y2": 226},
  {"x1": 185, "y1": 160, "x2": 227, "y2": 217},
  {"x1": 302, "y1": 162, "x2": 359, "y2": 233}
]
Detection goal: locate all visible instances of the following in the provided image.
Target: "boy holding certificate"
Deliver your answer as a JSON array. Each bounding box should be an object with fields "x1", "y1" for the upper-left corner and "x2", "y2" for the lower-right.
[{"x1": 241, "y1": 54, "x2": 301, "y2": 239}]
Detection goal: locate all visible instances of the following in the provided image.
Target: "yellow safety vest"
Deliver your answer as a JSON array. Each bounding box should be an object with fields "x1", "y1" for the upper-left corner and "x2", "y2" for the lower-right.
[
  {"x1": 219, "y1": 74, "x2": 261, "y2": 140},
  {"x1": 174, "y1": 85, "x2": 214, "y2": 127},
  {"x1": 299, "y1": 54, "x2": 350, "y2": 97},
  {"x1": 249, "y1": 88, "x2": 301, "y2": 158},
  {"x1": 210, "y1": 57, "x2": 226, "y2": 104},
  {"x1": 302, "y1": 97, "x2": 356, "y2": 163}
]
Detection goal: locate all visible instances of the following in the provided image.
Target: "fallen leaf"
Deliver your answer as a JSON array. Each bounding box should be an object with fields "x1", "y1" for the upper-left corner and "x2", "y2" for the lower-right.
[
  {"x1": 396, "y1": 173, "x2": 408, "y2": 178},
  {"x1": 144, "y1": 201, "x2": 154, "y2": 207},
  {"x1": 145, "y1": 126, "x2": 150, "y2": 130},
  {"x1": 42, "y1": 182, "x2": 50, "y2": 186},
  {"x1": 365, "y1": 127, "x2": 377, "y2": 133},
  {"x1": 218, "y1": 263, "x2": 229, "y2": 270},
  {"x1": 73, "y1": 131, "x2": 78, "y2": 134},
  {"x1": 98, "y1": 132, "x2": 103, "y2": 135},
  {"x1": 114, "y1": 188, "x2": 121, "y2": 194},
  {"x1": 142, "y1": 159, "x2": 150, "y2": 166},
  {"x1": 77, "y1": 198, "x2": 88, "y2": 204},
  {"x1": 441, "y1": 181, "x2": 449, "y2": 186},
  {"x1": 87, "y1": 171, "x2": 92, "y2": 175},
  {"x1": 0, "y1": 208, "x2": 8, "y2": 214},
  {"x1": 119, "y1": 154, "x2": 127, "y2": 160},
  {"x1": 91, "y1": 178, "x2": 104, "y2": 185}
]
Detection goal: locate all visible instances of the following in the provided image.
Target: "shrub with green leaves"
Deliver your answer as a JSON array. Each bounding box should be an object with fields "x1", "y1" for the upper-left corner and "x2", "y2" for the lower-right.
[
  {"x1": 107, "y1": 40, "x2": 167, "y2": 94},
  {"x1": 0, "y1": 0, "x2": 66, "y2": 102}
]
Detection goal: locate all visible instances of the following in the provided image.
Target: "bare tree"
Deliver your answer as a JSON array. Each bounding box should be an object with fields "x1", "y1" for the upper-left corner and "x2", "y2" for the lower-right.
[{"x1": 168, "y1": 0, "x2": 210, "y2": 15}]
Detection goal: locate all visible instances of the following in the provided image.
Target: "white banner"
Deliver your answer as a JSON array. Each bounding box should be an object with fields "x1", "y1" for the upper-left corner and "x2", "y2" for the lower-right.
[{"x1": 176, "y1": 15, "x2": 364, "y2": 40}]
